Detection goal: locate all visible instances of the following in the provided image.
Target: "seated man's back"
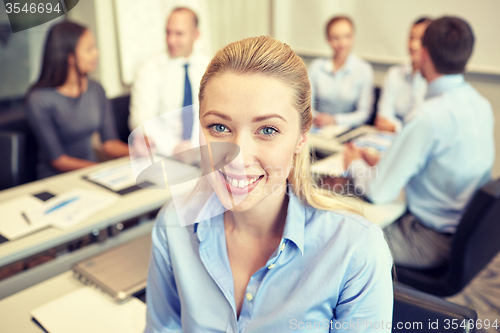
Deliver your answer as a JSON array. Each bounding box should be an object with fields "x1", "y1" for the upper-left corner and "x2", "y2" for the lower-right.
[
  {"x1": 393, "y1": 74, "x2": 493, "y2": 233},
  {"x1": 346, "y1": 16, "x2": 495, "y2": 268}
]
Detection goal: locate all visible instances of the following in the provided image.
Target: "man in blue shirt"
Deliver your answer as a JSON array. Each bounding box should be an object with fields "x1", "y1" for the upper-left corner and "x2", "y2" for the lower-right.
[{"x1": 345, "y1": 16, "x2": 495, "y2": 269}]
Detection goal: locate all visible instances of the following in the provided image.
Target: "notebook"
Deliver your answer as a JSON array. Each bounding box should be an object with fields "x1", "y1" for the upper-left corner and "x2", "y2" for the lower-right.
[
  {"x1": 31, "y1": 286, "x2": 146, "y2": 333},
  {"x1": 72, "y1": 234, "x2": 151, "y2": 302}
]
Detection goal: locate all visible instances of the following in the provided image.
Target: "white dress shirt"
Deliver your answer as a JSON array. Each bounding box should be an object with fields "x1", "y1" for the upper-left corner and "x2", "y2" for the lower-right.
[
  {"x1": 129, "y1": 51, "x2": 210, "y2": 156},
  {"x1": 351, "y1": 74, "x2": 495, "y2": 233},
  {"x1": 309, "y1": 54, "x2": 374, "y2": 127},
  {"x1": 377, "y1": 64, "x2": 427, "y2": 132}
]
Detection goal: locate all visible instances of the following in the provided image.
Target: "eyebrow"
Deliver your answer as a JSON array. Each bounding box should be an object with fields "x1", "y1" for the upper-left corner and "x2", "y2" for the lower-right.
[{"x1": 203, "y1": 110, "x2": 287, "y2": 123}]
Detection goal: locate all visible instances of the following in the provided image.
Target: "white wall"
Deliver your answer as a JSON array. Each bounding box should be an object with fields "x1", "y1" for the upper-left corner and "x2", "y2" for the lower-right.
[
  {"x1": 208, "y1": 0, "x2": 270, "y2": 53},
  {"x1": 274, "y1": 0, "x2": 500, "y2": 75}
]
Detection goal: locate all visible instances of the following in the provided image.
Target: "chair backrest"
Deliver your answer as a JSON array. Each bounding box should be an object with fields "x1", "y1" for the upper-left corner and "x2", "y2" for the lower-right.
[
  {"x1": 393, "y1": 283, "x2": 477, "y2": 332},
  {"x1": 0, "y1": 131, "x2": 26, "y2": 190},
  {"x1": 111, "y1": 95, "x2": 131, "y2": 144},
  {"x1": 447, "y1": 178, "x2": 500, "y2": 293},
  {"x1": 367, "y1": 86, "x2": 381, "y2": 125},
  {"x1": 0, "y1": 104, "x2": 38, "y2": 183}
]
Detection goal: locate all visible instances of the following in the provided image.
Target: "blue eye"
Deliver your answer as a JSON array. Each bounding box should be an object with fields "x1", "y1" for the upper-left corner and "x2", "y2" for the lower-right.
[
  {"x1": 259, "y1": 127, "x2": 277, "y2": 136},
  {"x1": 211, "y1": 124, "x2": 228, "y2": 132}
]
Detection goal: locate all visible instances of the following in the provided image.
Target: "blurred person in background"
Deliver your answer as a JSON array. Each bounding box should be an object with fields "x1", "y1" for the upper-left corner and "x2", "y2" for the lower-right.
[
  {"x1": 375, "y1": 17, "x2": 432, "y2": 133},
  {"x1": 129, "y1": 7, "x2": 209, "y2": 160},
  {"x1": 308, "y1": 16, "x2": 374, "y2": 128},
  {"x1": 26, "y1": 21, "x2": 128, "y2": 179}
]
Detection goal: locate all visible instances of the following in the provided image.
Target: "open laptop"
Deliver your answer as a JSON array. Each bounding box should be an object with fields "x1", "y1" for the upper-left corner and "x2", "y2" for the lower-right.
[{"x1": 72, "y1": 234, "x2": 151, "y2": 303}]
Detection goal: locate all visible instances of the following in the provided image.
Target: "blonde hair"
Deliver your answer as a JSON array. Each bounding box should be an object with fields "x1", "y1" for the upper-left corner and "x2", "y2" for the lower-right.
[{"x1": 199, "y1": 36, "x2": 361, "y2": 214}]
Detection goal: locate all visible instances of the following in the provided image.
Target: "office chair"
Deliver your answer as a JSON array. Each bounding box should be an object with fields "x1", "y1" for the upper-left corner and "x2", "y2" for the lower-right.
[
  {"x1": 0, "y1": 131, "x2": 26, "y2": 190},
  {"x1": 111, "y1": 95, "x2": 132, "y2": 144},
  {"x1": 393, "y1": 283, "x2": 477, "y2": 332},
  {"x1": 396, "y1": 178, "x2": 500, "y2": 296},
  {"x1": 0, "y1": 104, "x2": 37, "y2": 183},
  {"x1": 367, "y1": 86, "x2": 381, "y2": 125}
]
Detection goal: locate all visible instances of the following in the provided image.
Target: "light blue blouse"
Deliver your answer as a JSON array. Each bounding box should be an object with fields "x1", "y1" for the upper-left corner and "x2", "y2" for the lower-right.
[
  {"x1": 309, "y1": 55, "x2": 374, "y2": 127},
  {"x1": 144, "y1": 186, "x2": 393, "y2": 332},
  {"x1": 377, "y1": 64, "x2": 427, "y2": 132},
  {"x1": 351, "y1": 74, "x2": 494, "y2": 233}
]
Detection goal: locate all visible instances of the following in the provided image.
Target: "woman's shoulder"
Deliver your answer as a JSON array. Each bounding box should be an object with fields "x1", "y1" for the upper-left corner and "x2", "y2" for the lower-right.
[
  {"x1": 27, "y1": 87, "x2": 56, "y2": 102},
  {"x1": 306, "y1": 205, "x2": 379, "y2": 231},
  {"x1": 87, "y1": 80, "x2": 106, "y2": 96},
  {"x1": 155, "y1": 201, "x2": 198, "y2": 235},
  {"x1": 301, "y1": 203, "x2": 392, "y2": 272},
  {"x1": 26, "y1": 88, "x2": 60, "y2": 113},
  {"x1": 305, "y1": 205, "x2": 387, "y2": 249}
]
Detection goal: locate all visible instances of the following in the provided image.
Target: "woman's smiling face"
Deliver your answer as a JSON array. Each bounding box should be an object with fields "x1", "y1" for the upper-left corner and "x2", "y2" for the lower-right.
[{"x1": 199, "y1": 73, "x2": 307, "y2": 212}]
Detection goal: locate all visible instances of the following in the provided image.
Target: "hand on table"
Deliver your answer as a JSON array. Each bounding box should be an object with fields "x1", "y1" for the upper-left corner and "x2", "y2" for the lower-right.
[
  {"x1": 343, "y1": 142, "x2": 363, "y2": 170},
  {"x1": 375, "y1": 116, "x2": 396, "y2": 133},
  {"x1": 360, "y1": 148, "x2": 380, "y2": 167},
  {"x1": 344, "y1": 142, "x2": 381, "y2": 169},
  {"x1": 312, "y1": 113, "x2": 335, "y2": 128}
]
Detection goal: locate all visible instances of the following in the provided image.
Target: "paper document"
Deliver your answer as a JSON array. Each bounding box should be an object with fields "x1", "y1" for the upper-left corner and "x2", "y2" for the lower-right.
[
  {"x1": 31, "y1": 287, "x2": 146, "y2": 333},
  {"x1": 85, "y1": 163, "x2": 139, "y2": 192},
  {"x1": 0, "y1": 195, "x2": 48, "y2": 240},
  {"x1": 353, "y1": 133, "x2": 395, "y2": 152},
  {"x1": 310, "y1": 125, "x2": 351, "y2": 140},
  {"x1": 25, "y1": 188, "x2": 120, "y2": 230}
]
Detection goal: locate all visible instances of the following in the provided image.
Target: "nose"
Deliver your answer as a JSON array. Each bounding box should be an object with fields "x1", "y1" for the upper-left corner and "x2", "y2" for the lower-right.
[{"x1": 225, "y1": 133, "x2": 256, "y2": 172}]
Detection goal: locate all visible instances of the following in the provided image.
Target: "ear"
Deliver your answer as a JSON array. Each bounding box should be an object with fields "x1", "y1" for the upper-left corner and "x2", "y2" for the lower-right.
[
  {"x1": 68, "y1": 53, "x2": 75, "y2": 67},
  {"x1": 295, "y1": 132, "x2": 308, "y2": 155},
  {"x1": 194, "y1": 28, "x2": 200, "y2": 40},
  {"x1": 420, "y1": 47, "x2": 430, "y2": 65}
]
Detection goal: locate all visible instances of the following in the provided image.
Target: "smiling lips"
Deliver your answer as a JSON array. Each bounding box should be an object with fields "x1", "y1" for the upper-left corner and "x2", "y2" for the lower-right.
[{"x1": 218, "y1": 170, "x2": 263, "y2": 193}]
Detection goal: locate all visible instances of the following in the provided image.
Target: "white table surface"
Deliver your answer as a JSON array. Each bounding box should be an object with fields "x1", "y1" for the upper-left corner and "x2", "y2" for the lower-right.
[
  {"x1": 0, "y1": 271, "x2": 88, "y2": 333},
  {"x1": 0, "y1": 157, "x2": 172, "y2": 268}
]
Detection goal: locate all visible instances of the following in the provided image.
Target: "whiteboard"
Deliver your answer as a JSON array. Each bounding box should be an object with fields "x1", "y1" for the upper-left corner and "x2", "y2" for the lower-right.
[
  {"x1": 114, "y1": 0, "x2": 212, "y2": 84},
  {"x1": 273, "y1": 0, "x2": 500, "y2": 75}
]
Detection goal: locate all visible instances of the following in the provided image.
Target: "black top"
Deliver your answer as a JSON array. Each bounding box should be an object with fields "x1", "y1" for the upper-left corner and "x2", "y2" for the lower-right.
[{"x1": 26, "y1": 80, "x2": 118, "y2": 179}]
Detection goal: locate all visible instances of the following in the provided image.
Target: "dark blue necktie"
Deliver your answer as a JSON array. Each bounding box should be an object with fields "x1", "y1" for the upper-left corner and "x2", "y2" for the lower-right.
[{"x1": 182, "y1": 64, "x2": 193, "y2": 140}]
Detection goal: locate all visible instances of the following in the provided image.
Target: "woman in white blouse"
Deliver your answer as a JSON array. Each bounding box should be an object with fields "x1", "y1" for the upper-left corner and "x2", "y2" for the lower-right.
[{"x1": 309, "y1": 16, "x2": 374, "y2": 128}]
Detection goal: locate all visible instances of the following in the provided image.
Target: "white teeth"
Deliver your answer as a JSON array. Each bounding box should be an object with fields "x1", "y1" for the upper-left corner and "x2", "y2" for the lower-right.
[{"x1": 223, "y1": 174, "x2": 261, "y2": 187}]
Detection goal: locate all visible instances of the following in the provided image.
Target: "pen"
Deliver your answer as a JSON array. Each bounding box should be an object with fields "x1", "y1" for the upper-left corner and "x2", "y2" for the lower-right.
[
  {"x1": 44, "y1": 196, "x2": 80, "y2": 215},
  {"x1": 21, "y1": 211, "x2": 31, "y2": 225}
]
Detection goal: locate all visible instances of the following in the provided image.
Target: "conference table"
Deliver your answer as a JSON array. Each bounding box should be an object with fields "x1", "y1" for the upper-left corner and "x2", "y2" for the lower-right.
[
  {"x1": 0, "y1": 125, "x2": 406, "y2": 332},
  {"x1": 0, "y1": 156, "x2": 175, "y2": 299}
]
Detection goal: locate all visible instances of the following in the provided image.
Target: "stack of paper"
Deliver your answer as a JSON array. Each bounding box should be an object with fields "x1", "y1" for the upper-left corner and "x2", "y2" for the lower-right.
[{"x1": 31, "y1": 287, "x2": 146, "y2": 333}]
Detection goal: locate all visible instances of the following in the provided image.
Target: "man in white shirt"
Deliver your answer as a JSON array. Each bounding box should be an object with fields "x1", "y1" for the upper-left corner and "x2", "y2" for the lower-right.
[
  {"x1": 344, "y1": 17, "x2": 494, "y2": 269},
  {"x1": 129, "y1": 7, "x2": 210, "y2": 158},
  {"x1": 375, "y1": 17, "x2": 431, "y2": 133}
]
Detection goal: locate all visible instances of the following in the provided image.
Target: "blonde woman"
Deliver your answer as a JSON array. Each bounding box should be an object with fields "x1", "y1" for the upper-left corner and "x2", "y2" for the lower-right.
[{"x1": 145, "y1": 36, "x2": 393, "y2": 332}]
